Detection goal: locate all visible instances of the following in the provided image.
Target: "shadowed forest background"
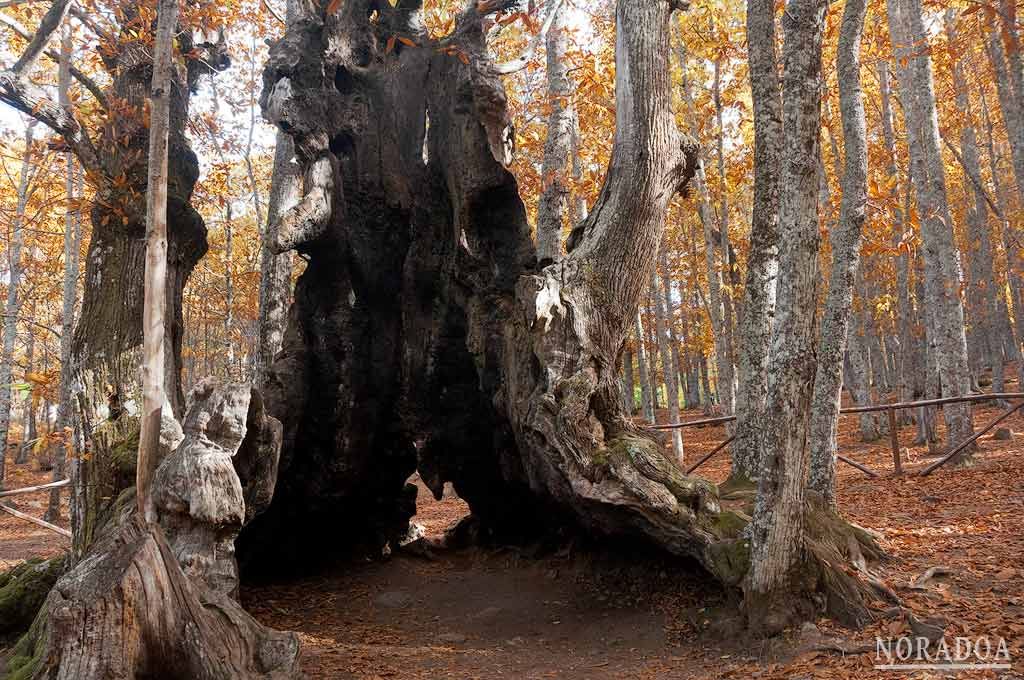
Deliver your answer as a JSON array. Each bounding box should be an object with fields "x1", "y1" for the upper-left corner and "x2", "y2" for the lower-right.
[{"x1": 0, "y1": 0, "x2": 1022, "y2": 676}]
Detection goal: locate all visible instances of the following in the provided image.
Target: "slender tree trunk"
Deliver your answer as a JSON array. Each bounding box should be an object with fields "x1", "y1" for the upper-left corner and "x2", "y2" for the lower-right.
[
  {"x1": 623, "y1": 346, "x2": 636, "y2": 414},
  {"x1": 136, "y1": 0, "x2": 178, "y2": 523},
  {"x1": 732, "y1": 0, "x2": 782, "y2": 482},
  {"x1": 47, "y1": 19, "x2": 79, "y2": 521},
  {"x1": 807, "y1": 0, "x2": 869, "y2": 507},
  {"x1": 849, "y1": 287, "x2": 881, "y2": 440},
  {"x1": 0, "y1": 123, "x2": 34, "y2": 490},
  {"x1": 635, "y1": 313, "x2": 656, "y2": 422},
  {"x1": 659, "y1": 248, "x2": 686, "y2": 417},
  {"x1": 745, "y1": 0, "x2": 839, "y2": 633},
  {"x1": 535, "y1": 0, "x2": 572, "y2": 265},
  {"x1": 889, "y1": 0, "x2": 974, "y2": 455},
  {"x1": 712, "y1": 59, "x2": 737, "y2": 414},
  {"x1": 17, "y1": 328, "x2": 37, "y2": 466},
  {"x1": 946, "y1": 11, "x2": 1000, "y2": 394},
  {"x1": 256, "y1": 132, "x2": 299, "y2": 388},
  {"x1": 650, "y1": 267, "x2": 683, "y2": 460}
]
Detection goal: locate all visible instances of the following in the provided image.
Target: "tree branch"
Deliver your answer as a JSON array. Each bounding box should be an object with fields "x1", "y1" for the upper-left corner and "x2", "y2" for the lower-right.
[
  {"x1": 941, "y1": 135, "x2": 1005, "y2": 221},
  {"x1": 10, "y1": 0, "x2": 71, "y2": 75},
  {"x1": 0, "y1": 72, "x2": 101, "y2": 174},
  {"x1": 493, "y1": 0, "x2": 567, "y2": 75},
  {"x1": 0, "y1": 11, "x2": 108, "y2": 107}
]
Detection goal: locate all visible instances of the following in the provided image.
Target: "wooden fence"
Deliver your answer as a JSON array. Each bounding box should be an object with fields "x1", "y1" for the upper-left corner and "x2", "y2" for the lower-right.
[
  {"x1": 650, "y1": 391, "x2": 1024, "y2": 478},
  {"x1": 0, "y1": 478, "x2": 71, "y2": 538}
]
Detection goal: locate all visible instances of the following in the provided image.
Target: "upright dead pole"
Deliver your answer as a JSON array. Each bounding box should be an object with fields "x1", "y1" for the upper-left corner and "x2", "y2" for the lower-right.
[{"x1": 136, "y1": 0, "x2": 178, "y2": 523}]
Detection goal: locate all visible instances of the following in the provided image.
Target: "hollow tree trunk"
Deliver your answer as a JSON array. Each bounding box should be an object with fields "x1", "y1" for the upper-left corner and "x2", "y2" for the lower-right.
[
  {"x1": 731, "y1": 0, "x2": 782, "y2": 483},
  {"x1": 808, "y1": 0, "x2": 869, "y2": 509},
  {"x1": 236, "y1": 0, "x2": 799, "y2": 590}
]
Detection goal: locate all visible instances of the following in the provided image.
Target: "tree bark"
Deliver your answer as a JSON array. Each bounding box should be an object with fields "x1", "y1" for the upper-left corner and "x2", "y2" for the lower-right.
[
  {"x1": 0, "y1": 123, "x2": 34, "y2": 491},
  {"x1": 46, "y1": 18, "x2": 80, "y2": 522},
  {"x1": 808, "y1": 0, "x2": 869, "y2": 508},
  {"x1": 9, "y1": 382, "x2": 301, "y2": 679},
  {"x1": 535, "y1": 0, "x2": 572, "y2": 265},
  {"x1": 731, "y1": 0, "x2": 782, "y2": 483},
  {"x1": 888, "y1": 0, "x2": 974, "y2": 455},
  {"x1": 650, "y1": 267, "x2": 683, "y2": 461},
  {"x1": 136, "y1": 0, "x2": 178, "y2": 523},
  {"x1": 744, "y1": 0, "x2": 877, "y2": 634}
]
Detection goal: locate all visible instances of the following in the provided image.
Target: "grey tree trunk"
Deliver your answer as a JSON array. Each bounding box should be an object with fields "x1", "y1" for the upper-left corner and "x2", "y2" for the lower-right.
[
  {"x1": 256, "y1": 131, "x2": 300, "y2": 388},
  {"x1": 650, "y1": 268, "x2": 683, "y2": 460},
  {"x1": 731, "y1": 0, "x2": 782, "y2": 483},
  {"x1": 807, "y1": 0, "x2": 869, "y2": 508},
  {"x1": 889, "y1": 0, "x2": 975, "y2": 455},
  {"x1": 623, "y1": 346, "x2": 636, "y2": 414},
  {"x1": 946, "y1": 12, "x2": 1000, "y2": 393},
  {"x1": 17, "y1": 329, "x2": 37, "y2": 466},
  {"x1": 635, "y1": 314, "x2": 656, "y2": 423},
  {"x1": 46, "y1": 19, "x2": 81, "y2": 521},
  {"x1": 0, "y1": 123, "x2": 34, "y2": 490},
  {"x1": 711, "y1": 59, "x2": 737, "y2": 415},
  {"x1": 535, "y1": 0, "x2": 572, "y2": 265},
  {"x1": 744, "y1": 0, "x2": 878, "y2": 634}
]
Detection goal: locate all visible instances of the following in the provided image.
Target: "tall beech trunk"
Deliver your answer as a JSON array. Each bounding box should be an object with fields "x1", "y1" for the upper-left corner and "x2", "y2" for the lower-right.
[
  {"x1": 0, "y1": 123, "x2": 33, "y2": 490},
  {"x1": 635, "y1": 314, "x2": 657, "y2": 422},
  {"x1": 731, "y1": 0, "x2": 782, "y2": 483},
  {"x1": 946, "y1": 12, "x2": 999, "y2": 391},
  {"x1": 535, "y1": 0, "x2": 572, "y2": 265},
  {"x1": 743, "y1": 0, "x2": 878, "y2": 634},
  {"x1": 46, "y1": 20, "x2": 81, "y2": 521},
  {"x1": 16, "y1": 329, "x2": 37, "y2": 466},
  {"x1": 650, "y1": 267, "x2": 683, "y2": 460},
  {"x1": 711, "y1": 58, "x2": 737, "y2": 414},
  {"x1": 808, "y1": 0, "x2": 868, "y2": 508},
  {"x1": 888, "y1": 0, "x2": 974, "y2": 455}
]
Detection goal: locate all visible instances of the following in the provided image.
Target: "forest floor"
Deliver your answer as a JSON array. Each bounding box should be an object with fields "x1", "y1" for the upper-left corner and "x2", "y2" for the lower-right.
[{"x1": 2, "y1": 400, "x2": 1023, "y2": 678}]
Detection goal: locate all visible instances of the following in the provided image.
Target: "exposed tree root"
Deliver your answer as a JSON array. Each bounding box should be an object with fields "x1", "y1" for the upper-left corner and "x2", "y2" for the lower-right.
[{"x1": 744, "y1": 497, "x2": 892, "y2": 636}]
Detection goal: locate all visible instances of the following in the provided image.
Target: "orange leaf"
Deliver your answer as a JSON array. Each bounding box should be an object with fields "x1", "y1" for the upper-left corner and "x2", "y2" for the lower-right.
[{"x1": 386, "y1": 35, "x2": 396, "y2": 54}]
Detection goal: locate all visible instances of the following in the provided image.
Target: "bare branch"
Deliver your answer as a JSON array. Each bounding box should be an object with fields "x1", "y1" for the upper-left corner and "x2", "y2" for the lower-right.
[
  {"x1": 0, "y1": 71, "x2": 101, "y2": 174},
  {"x1": 11, "y1": 0, "x2": 71, "y2": 75},
  {"x1": 0, "y1": 11, "x2": 108, "y2": 107},
  {"x1": 494, "y1": 0, "x2": 567, "y2": 75}
]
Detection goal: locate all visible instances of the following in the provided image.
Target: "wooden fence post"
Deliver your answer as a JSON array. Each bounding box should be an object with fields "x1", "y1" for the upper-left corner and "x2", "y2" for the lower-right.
[{"x1": 888, "y1": 406, "x2": 902, "y2": 475}]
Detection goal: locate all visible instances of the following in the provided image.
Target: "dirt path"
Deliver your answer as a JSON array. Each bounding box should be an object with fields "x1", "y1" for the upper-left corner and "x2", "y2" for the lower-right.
[
  {"x1": 247, "y1": 405, "x2": 1024, "y2": 679},
  {"x1": 3, "y1": 403, "x2": 1023, "y2": 678}
]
